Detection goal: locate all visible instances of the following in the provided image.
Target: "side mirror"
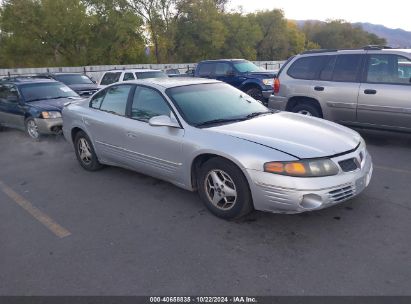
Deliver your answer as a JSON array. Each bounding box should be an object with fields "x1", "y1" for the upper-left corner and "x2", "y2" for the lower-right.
[
  {"x1": 149, "y1": 115, "x2": 180, "y2": 128},
  {"x1": 226, "y1": 71, "x2": 236, "y2": 76}
]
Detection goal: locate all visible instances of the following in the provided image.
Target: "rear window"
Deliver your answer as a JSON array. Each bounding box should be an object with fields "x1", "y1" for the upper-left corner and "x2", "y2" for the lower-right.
[
  {"x1": 100, "y1": 72, "x2": 121, "y2": 86},
  {"x1": 287, "y1": 56, "x2": 330, "y2": 80},
  {"x1": 197, "y1": 63, "x2": 215, "y2": 77},
  {"x1": 54, "y1": 74, "x2": 94, "y2": 85},
  {"x1": 135, "y1": 71, "x2": 168, "y2": 79}
]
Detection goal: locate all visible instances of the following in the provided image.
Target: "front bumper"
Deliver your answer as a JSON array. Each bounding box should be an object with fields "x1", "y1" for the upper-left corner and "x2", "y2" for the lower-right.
[
  {"x1": 247, "y1": 148, "x2": 373, "y2": 214},
  {"x1": 34, "y1": 118, "x2": 63, "y2": 135},
  {"x1": 268, "y1": 95, "x2": 288, "y2": 111}
]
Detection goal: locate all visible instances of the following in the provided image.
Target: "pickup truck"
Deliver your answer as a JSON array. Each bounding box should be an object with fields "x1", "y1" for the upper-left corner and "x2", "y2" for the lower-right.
[{"x1": 194, "y1": 59, "x2": 277, "y2": 104}]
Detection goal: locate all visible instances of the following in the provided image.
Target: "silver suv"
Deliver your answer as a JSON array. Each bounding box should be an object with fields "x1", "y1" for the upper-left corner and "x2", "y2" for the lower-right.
[{"x1": 269, "y1": 47, "x2": 411, "y2": 132}]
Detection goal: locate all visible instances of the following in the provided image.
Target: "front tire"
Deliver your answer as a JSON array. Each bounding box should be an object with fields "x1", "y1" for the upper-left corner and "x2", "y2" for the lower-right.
[
  {"x1": 246, "y1": 87, "x2": 264, "y2": 103},
  {"x1": 291, "y1": 103, "x2": 322, "y2": 118},
  {"x1": 25, "y1": 118, "x2": 41, "y2": 140},
  {"x1": 74, "y1": 131, "x2": 103, "y2": 171},
  {"x1": 197, "y1": 157, "x2": 253, "y2": 219}
]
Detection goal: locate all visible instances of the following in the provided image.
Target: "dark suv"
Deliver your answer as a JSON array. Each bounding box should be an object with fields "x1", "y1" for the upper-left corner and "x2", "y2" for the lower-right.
[
  {"x1": 194, "y1": 59, "x2": 277, "y2": 103},
  {"x1": 0, "y1": 77, "x2": 81, "y2": 139},
  {"x1": 35, "y1": 73, "x2": 99, "y2": 97}
]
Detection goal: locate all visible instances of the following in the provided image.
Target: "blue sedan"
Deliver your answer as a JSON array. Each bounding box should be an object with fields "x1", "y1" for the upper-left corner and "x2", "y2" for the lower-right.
[{"x1": 0, "y1": 77, "x2": 82, "y2": 139}]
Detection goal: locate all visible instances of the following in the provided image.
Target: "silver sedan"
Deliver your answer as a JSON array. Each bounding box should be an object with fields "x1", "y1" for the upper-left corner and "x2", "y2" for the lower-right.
[{"x1": 62, "y1": 78, "x2": 373, "y2": 219}]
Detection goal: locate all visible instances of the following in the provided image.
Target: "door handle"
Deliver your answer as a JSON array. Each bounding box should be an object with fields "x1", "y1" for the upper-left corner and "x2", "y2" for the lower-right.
[
  {"x1": 364, "y1": 89, "x2": 377, "y2": 95},
  {"x1": 314, "y1": 86, "x2": 324, "y2": 91},
  {"x1": 127, "y1": 132, "x2": 138, "y2": 139}
]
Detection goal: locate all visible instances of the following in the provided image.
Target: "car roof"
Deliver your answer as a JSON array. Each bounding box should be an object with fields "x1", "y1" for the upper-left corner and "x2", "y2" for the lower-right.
[
  {"x1": 117, "y1": 77, "x2": 220, "y2": 89},
  {"x1": 199, "y1": 59, "x2": 246, "y2": 63},
  {"x1": 0, "y1": 77, "x2": 59, "y2": 85},
  {"x1": 105, "y1": 69, "x2": 163, "y2": 73}
]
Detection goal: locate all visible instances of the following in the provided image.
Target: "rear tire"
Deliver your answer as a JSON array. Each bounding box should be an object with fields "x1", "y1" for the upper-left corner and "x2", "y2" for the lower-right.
[
  {"x1": 291, "y1": 103, "x2": 322, "y2": 118},
  {"x1": 74, "y1": 131, "x2": 103, "y2": 171},
  {"x1": 197, "y1": 157, "x2": 253, "y2": 219}
]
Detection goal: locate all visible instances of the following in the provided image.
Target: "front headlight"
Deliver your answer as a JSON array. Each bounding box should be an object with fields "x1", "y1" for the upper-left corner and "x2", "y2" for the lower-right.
[
  {"x1": 262, "y1": 78, "x2": 274, "y2": 86},
  {"x1": 41, "y1": 111, "x2": 62, "y2": 119},
  {"x1": 264, "y1": 159, "x2": 339, "y2": 177}
]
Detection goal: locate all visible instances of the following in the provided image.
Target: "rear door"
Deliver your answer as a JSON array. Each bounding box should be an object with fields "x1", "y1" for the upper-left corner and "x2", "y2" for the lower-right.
[
  {"x1": 357, "y1": 53, "x2": 411, "y2": 130},
  {"x1": 309, "y1": 54, "x2": 364, "y2": 123},
  {"x1": 85, "y1": 84, "x2": 135, "y2": 165},
  {"x1": 0, "y1": 84, "x2": 25, "y2": 128}
]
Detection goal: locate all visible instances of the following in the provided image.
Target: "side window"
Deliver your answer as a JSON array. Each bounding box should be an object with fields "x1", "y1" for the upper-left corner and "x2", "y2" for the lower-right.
[
  {"x1": 90, "y1": 89, "x2": 106, "y2": 109},
  {"x1": 287, "y1": 56, "x2": 329, "y2": 80},
  {"x1": 215, "y1": 63, "x2": 233, "y2": 76},
  {"x1": 100, "y1": 72, "x2": 121, "y2": 86},
  {"x1": 123, "y1": 72, "x2": 135, "y2": 81},
  {"x1": 131, "y1": 86, "x2": 171, "y2": 122},
  {"x1": 319, "y1": 56, "x2": 337, "y2": 81},
  {"x1": 198, "y1": 63, "x2": 215, "y2": 77},
  {"x1": 366, "y1": 54, "x2": 411, "y2": 85},
  {"x1": 332, "y1": 55, "x2": 363, "y2": 82},
  {"x1": 0, "y1": 84, "x2": 18, "y2": 102},
  {"x1": 99, "y1": 85, "x2": 133, "y2": 116}
]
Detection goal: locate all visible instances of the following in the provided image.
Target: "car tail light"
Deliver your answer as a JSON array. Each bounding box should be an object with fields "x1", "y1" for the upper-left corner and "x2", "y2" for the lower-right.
[{"x1": 274, "y1": 78, "x2": 280, "y2": 94}]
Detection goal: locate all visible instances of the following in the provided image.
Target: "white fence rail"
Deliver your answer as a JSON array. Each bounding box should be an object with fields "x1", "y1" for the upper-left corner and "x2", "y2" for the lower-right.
[{"x1": 0, "y1": 61, "x2": 284, "y2": 82}]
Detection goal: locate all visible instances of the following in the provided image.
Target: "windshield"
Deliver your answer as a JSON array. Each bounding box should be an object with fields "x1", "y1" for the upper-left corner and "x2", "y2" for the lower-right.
[
  {"x1": 166, "y1": 83, "x2": 270, "y2": 127},
  {"x1": 233, "y1": 61, "x2": 265, "y2": 73},
  {"x1": 54, "y1": 74, "x2": 94, "y2": 85},
  {"x1": 136, "y1": 71, "x2": 168, "y2": 79},
  {"x1": 20, "y1": 82, "x2": 79, "y2": 102}
]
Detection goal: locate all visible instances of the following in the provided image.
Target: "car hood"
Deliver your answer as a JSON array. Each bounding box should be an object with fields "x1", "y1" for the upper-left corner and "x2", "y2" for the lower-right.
[
  {"x1": 209, "y1": 112, "x2": 361, "y2": 159},
  {"x1": 244, "y1": 71, "x2": 278, "y2": 78},
  {"x1": 28, "y1": 97, "x2": 82, "y2": 111},
  {"x1": 68, "y1": 83, "x2": 99, "y2": 92}
]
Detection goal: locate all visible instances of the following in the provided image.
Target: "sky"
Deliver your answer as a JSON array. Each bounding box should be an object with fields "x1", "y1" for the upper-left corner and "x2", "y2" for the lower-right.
[{"x1": 229, "y1": 0, "x2": 411, "y2": 31}]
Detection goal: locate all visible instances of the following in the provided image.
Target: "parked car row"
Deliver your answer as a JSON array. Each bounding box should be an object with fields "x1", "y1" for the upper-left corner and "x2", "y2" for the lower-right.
[{"x1": 8, "y1": 47, "x2": 411, "y2": 218}]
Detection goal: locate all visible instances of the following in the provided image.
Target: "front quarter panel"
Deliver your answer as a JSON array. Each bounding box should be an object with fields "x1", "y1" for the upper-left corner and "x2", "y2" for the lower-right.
[{"x1": 181, "y1": 127, "x2": 297, "y2": 190}]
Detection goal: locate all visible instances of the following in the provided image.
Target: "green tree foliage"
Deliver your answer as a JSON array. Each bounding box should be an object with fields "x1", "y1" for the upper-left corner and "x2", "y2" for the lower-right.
[
  {"x1": 0, "y1": 0, "x2": 388, "y2": 68},
  {"x1": 303, "y1": 20, "x2": 386, "y2": 49},
  {"x1": 173, "y1": 0, "x2": 227, "y2": 62}
]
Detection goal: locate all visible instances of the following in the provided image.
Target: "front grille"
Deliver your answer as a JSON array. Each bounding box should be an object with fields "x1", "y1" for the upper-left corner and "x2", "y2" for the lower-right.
[
  {"x1": 339, "y1": 158, "x2": 359, "y2": 172},
  {"x1": 328, "y1": 185, "x2": 355, "y2": 202}
]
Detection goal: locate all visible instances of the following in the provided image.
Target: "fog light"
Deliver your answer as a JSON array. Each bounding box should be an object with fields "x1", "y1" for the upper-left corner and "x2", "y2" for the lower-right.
[{"x1": 300, "y1": 194, "x2": 323, "y2": 210}]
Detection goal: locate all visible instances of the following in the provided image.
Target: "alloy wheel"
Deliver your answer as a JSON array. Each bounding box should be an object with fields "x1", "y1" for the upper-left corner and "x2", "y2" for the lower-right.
[
  {"x1": 204, "y1": 169, "x2": 237, "y2": 211},
  {"x1": 78, "y1": 137, "x2": 92, "y2": 164}
]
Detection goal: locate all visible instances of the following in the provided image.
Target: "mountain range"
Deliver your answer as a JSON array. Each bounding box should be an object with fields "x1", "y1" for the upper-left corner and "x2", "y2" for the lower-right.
[{"x1": 296, "y1": 20, "x2": 411, "y2": 48}]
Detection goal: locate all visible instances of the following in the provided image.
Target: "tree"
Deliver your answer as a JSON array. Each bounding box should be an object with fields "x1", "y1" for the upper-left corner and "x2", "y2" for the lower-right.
[
  {"x1": 173, "y1": 0, "x2": 227, "y2": 62},
  {"x1": 85, "y1": 0, "x2": 147, "y2": 65},
  {"x1": 303, "y1": 20, "x2": 386, "y2": 49},
  {"x1": 220, "y1": 13, "x2": 262, "y2": 60}
]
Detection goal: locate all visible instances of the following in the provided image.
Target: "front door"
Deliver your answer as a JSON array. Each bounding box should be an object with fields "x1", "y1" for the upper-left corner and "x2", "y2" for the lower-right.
[
  {"x1": 122, "y1": 85, "x2": 185, "y2": 183},
  {"x1": 357, "y1": 53, "x2": 411, "y2": 131}
]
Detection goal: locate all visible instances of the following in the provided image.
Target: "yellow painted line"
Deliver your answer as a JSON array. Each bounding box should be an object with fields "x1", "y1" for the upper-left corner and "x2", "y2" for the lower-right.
[
  {"x1": 374, "y1": 165, "x2": 411, "y2": 175},
  {"x1": 0, "y1": 180, "x2": 71, "y2": 239}
]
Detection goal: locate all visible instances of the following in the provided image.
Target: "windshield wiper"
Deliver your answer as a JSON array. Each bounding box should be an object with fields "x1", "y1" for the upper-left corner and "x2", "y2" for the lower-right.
[
  {"x1": 245, "y1": 111, "x2": 274, "y2": 119},
  {"x1": 195, "y1": 118, "x2": 247, "y2": 127}
]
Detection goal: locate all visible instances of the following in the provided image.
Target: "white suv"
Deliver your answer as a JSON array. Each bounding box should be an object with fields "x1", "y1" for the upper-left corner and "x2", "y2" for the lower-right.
[
  {"x1": 269, "y1": 46, "x2": 411, "y2": 132},
  {"x1": 98, "y1": 69, "x2": 168, "y2": 88}
]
